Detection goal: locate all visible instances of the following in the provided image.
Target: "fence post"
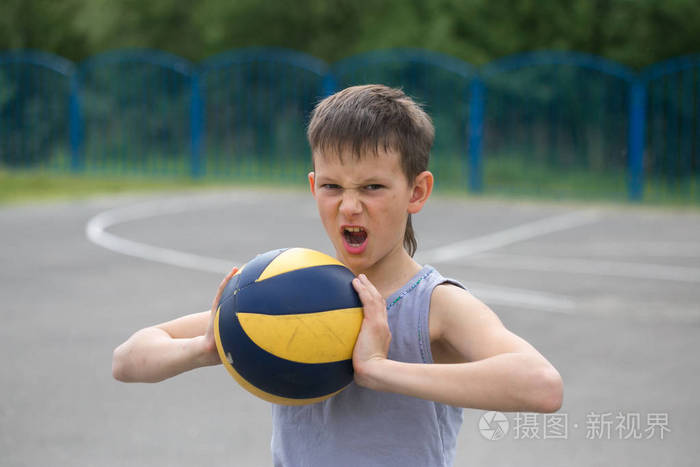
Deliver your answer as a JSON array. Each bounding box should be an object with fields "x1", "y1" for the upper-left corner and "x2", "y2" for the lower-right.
[
  {"x1": 322, "y1": 72, "x2": 338, "y2": 97},
  {"x1": 190, "y1": 71, "x2": 203, "y2": 178},
  {"x1": 468, "y1": 78, "x2": 485, "y2": 193},
  {"x1": 627, "y1": 80, "x2": 646, "y2": 201},
  {"x1": 69, "y1": 73, "x2": 84, "y2": 172}
]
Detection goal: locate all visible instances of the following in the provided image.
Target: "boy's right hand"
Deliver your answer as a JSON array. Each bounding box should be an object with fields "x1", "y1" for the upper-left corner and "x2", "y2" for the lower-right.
[{"x1": 203, "y1": 267, "x2": 239, "y2": 362}]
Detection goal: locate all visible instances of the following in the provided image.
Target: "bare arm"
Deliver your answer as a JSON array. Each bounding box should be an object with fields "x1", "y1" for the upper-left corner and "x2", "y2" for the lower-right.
[
  {"x1": 351, "y1": 275, "x2": 563, "y2": 412},
  {"x1": 112, "y1": 268, "x2": 238, "y2": 383},
  {"x1": 112, "y1": 312, "x2": 215, "y2": 383}
]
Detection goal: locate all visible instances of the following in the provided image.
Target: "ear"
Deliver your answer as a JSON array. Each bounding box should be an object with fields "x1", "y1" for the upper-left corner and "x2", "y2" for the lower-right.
[
  {"x1": 308, "y1": 172, "x2": 316, "y2": 197},
  {"x1": 407, "y1": 171, "x2": 433, "y2": 214}
]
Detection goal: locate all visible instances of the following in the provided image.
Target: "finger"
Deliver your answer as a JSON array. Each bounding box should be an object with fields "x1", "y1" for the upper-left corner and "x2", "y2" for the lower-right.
[
  {"x1": 353, "y1": 276, "x2": 386, "y2": 317},
  {"x1": 212, "y1": 267, "x2": 239, "y2": 310},
  {"x1": 352, "y1": 276, "x2": 363, "y2": 292},
  {"x1": 352, "y1": 277, "x2": 373, "y2": 302},
  {"x1": 362, "y1": 275, "x2": 385, "y2": 303},
  {"x1": 219, "y1": 266, "x2": 239, "y2": 286},
  {"x1": 354, "y1": 274, "x2": 374, "y2": 292},
  {"x1": 358, "y1": 274, "x2": 383, "y2": 299}
]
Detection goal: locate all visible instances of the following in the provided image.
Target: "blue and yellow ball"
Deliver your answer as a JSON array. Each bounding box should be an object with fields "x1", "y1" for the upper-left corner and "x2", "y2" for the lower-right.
[{"x1": 214, "y1": 248, "x2": 363, "y2": 405}]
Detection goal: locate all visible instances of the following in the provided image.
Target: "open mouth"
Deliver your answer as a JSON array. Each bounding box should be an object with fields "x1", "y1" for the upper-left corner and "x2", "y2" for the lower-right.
[{"x1": 342, "y1": 226, "x2": 368, "y2": 248}]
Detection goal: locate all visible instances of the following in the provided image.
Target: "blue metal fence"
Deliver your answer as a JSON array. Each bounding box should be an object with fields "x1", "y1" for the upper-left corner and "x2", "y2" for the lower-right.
[
  {"x1": 642, "y1": 56, "x2": 700, "y2": 202},
  {"x1": 0, "y1": 48, "x2": 698, "y2": 203},
  {"x1": 76, "y1": 50, "x2": 193, "y2": 176},
  {"x1": 200, "y1": 48, "x2": 326, "y2": 182},
  {"x1": 0, "y1": 51, "x2": 74, "y2": 170},
  {"x1": 481, "y1": 52, "x2": 636, "y2": 199}
]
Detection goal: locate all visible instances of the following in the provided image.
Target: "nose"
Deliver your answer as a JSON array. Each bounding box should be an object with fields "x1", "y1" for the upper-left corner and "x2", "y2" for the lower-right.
[{"x1": 339, "y1": 189, "x2": 362, "y2": 217}]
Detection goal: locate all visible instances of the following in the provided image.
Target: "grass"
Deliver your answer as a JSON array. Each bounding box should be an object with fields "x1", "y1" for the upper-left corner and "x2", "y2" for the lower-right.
[
  {"x1": 483, "y1": 157, "x2": 629, "y2": 201},
  {"x1": 0, "y1": 169, "x2": 238, "y2": 205}
]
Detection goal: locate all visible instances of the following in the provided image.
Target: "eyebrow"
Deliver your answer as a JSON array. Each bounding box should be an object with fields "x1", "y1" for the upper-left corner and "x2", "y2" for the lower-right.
[{"x1": 316, "y1": 175, "x2": 390, "y2": 185}]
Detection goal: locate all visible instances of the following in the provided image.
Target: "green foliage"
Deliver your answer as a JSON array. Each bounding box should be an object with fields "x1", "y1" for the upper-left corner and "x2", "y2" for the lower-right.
[
  {"x1": 0, "y1": 0, "x2": 89, "y2": 58},
  {"x1": 1, "y1": 0, "x2": 699, "y2": 67}
]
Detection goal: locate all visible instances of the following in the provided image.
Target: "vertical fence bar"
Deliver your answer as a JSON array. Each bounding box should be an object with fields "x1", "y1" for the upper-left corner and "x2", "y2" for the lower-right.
[
  {"x1": 69, "y1": 73, "x2": 84, "y2": 172},
  {"x1": 322, "y1": 72, "x2": 338, "y2": 98},
  {"x1": 468, "y1": 77, "x2": 485, "y2": 192},
  {"x1": 667, "y1": 76, "x2": 679, "y2": 186},
  {"x1": 190, "y1": 71, "x2": 203, "y2": 178},
  {"x1": 696, "y1": 69, "x2": 700, "y2": 199},
  {"x1": 680, "y1": 69, "x2": 693, "y2": 193},
  {"x1": 627, "y1": 79, "x2": 646, "y2": 201}
]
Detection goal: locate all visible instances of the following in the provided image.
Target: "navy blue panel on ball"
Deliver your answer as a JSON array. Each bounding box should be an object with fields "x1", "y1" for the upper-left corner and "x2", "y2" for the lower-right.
[
  {"x1": 218, "y1": 248, "x2": 286, "y2": 311},
  {"x1": 218, "y1": 272, "x2": 242, "y2": 310},
  {"x1": 236, "y1": 265, "x2": 362, "y2": 315},
  {"x1": 239, "y1": 248, "x2": 287, "y2": 287},
  {"x1": 217, "y1": 305, "x2": 354, "y2": 399}
]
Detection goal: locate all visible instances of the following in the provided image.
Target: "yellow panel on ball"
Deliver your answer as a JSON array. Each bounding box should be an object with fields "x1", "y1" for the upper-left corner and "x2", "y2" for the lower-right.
[
  {"x1": 237, "y1": 307, "x2": 363, "y2": 363},
  {"x1": 256, "y1": 247, "x2": 346, "y2": 282}
]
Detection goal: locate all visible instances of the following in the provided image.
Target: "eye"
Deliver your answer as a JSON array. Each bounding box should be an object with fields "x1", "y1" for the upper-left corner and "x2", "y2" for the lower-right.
[
  {"x1": 321, "y1": 183, "x2": 341, "y2": 190},
  {"x1": 364, "y1": 184, "x2": 384, "y2": 191}
]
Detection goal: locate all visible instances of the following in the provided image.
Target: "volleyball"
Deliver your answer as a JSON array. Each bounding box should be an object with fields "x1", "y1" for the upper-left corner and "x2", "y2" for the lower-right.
[{"x1": 214, "y1": 247, "x2": 363, "y2": 405}]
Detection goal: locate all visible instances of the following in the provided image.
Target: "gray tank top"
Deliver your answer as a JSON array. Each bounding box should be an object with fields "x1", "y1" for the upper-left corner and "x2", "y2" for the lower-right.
[{"x1": 271, "y1": 265, "x2": 464, "y2": 467}]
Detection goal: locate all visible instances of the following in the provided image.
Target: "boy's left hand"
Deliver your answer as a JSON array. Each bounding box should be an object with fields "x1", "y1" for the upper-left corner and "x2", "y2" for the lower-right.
[
  {"x1": 203, "y1": 267, "x2": 239, "y2": 360},
  {"x1": 351, "y1": 274, "x2": 392, "y2": 387}
]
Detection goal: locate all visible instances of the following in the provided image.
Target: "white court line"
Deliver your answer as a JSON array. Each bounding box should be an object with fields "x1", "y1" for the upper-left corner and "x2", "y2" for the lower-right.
[
  {"x1": 85, "y1": 193, "x2": 578, "y2": 314},
  {"x1": 466, "y1": 282, "x2": 575, "y2": 314},
  {"x1": 86, "y1": 195, "x2": 241, "y2": 274},
  {"x1": 417, "y1": 209, "x2": 602, "y2": 264},
  {"x1": 560, "y1": 242, "x2": 700, "y2": 258},
  {"x1": 469, "y1": 253, "x2": 700, "y2": 283}
]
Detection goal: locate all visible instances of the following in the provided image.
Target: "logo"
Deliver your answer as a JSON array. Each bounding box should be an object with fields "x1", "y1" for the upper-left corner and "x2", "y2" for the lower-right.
[{"x1": 479, "y1": 411, "x2": 509, "y2": 441}]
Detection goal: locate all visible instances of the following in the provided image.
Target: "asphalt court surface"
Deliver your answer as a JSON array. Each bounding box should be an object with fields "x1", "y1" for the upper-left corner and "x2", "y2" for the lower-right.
[{"x1": 2, "y1": 188, "x2": 699, "y2": 466}]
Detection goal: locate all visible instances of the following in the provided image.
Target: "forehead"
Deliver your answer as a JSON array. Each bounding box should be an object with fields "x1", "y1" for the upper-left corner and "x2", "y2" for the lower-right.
[{"x1": 313, "y1": 147, "x2": 404, "y2": 178}]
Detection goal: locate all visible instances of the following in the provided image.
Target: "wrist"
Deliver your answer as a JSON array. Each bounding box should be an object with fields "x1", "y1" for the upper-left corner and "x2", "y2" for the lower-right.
[
  {"x1": 193, "y1": 335, "x2": 221, "y2": 367},
  {"x1": 354, "y1": 357, "x2": 392, "y2": 391}
]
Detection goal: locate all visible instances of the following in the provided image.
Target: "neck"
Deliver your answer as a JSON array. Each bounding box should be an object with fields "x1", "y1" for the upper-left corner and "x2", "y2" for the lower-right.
[{"x1": 356, "y1": 245, "x2": 423, "y2": 299}]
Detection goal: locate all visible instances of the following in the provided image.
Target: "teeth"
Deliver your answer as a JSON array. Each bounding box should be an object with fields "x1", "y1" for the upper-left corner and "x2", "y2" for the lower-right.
[{"x1": 345, "y1": 227, "x2": 364, "y2": 232}]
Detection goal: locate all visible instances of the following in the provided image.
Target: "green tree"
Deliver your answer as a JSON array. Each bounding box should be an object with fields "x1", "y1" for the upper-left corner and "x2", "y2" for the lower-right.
[{"x1": 1, "y1": 0, "x2": 699, "y2": 67}]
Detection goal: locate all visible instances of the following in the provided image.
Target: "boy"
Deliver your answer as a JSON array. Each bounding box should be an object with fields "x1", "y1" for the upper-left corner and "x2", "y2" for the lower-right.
[{"x1": 113, "y1": 85, "x2": 563, "y2": 466}]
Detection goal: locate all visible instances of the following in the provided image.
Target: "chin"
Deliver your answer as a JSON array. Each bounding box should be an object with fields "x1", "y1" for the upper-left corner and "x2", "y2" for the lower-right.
[{"x1": 335, "y1": 251, "x2": 365, "y2": 272}]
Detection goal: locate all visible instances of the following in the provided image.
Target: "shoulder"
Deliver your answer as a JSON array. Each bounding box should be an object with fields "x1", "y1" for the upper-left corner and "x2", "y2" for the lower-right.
[
  {"x1": 428, "y1": 281, "x2": 515, "y2": 363},
  {"x1": 429, "y1": 282, "x2": 487, "y2": 339},
  {"x1": 428, "y1": 281, "x2": 544, "y2": 364}
]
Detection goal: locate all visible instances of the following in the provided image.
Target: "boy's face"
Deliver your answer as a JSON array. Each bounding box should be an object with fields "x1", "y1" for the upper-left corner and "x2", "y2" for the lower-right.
[{"x1": 309, "y1": 148, "x2": 426, "y2": 274}]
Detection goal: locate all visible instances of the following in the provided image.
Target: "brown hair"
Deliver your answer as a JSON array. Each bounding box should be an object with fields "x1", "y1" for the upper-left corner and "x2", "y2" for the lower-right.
[{"x1": 307, "y1": 84, "x2": 434, "y2": 257}]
